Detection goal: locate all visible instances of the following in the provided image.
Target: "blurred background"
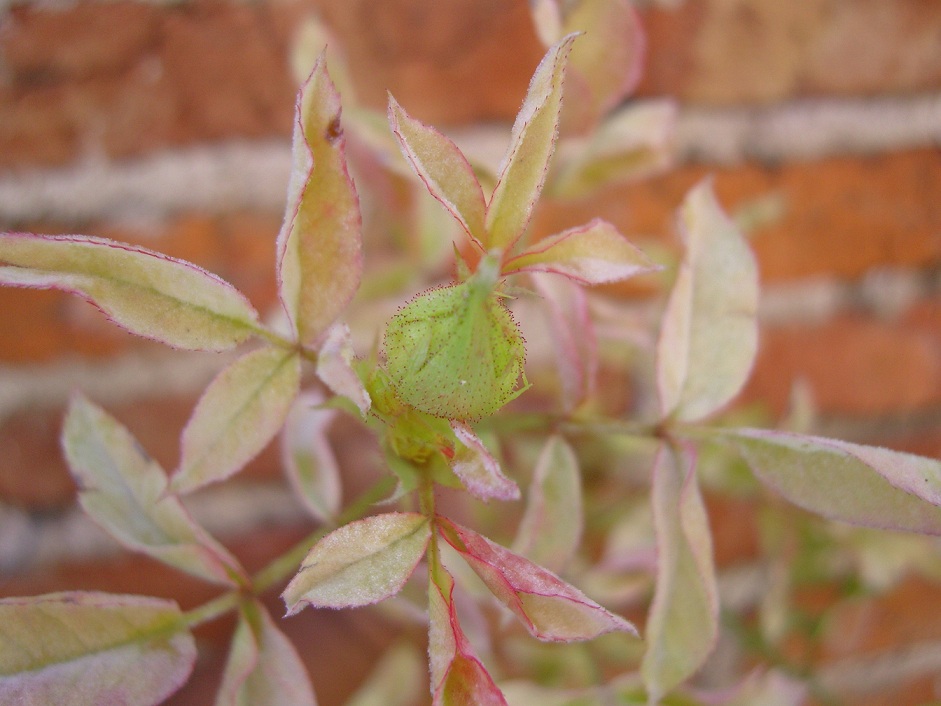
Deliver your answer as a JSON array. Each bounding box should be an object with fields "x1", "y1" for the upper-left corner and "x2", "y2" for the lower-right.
[{"x1": 0, "y1": 0, "x2": 940, "y2": 704}]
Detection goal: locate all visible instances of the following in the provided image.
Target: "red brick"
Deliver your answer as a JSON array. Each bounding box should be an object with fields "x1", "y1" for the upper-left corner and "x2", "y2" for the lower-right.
[
  {"x1": 535, "y1": 148, "x2": 941, "y2": 285},
  {"x1": 742, "y1": 305, "x2": 941, "y2": 418},
  {"x1": 638, "y1": 0, "x2": 941, "y2": 104},
  {"x1": 0, "y1": 0, "x2": 298, "y2": 167},
  {"x1": 315, "y1": 0, "x2": 543, "y2": 124},
  {"x1": 0, "y1": 0, "x2": 542, "y2": 168}
]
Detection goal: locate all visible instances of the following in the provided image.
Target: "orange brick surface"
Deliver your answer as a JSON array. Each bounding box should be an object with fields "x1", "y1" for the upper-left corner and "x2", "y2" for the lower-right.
[{"x1": 3, "y1": 0, "x2": 940, "y2": 167}]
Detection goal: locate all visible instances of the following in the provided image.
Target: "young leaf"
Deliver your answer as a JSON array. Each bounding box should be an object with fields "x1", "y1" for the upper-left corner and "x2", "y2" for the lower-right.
[
  {"x1": 315, "y1": 322, "x2": 371, "y2": 416},
  {"x1": 641, "y1": 445, "x2": 719, "y2": 702},
  {"x1": 62, "y1": 394, "x2": 246, "y2": 587},
  {"x1": 548, "y1": 99, "x2": 677, "y2": 199},
  {"x1": 277, "y1": 54, "x2": 363, "y2": 348},
  {"x1": 559, "y1": 0, "x2": 645, "y2": 132},
  {"x1": 0, "y1": 592, "x2": 196, "y2": 706},
  {"x1": 388, "y1": 94, "x2": 487, "y2": 247},
  {"x1": 513, "y1": 435, "x2": 583, "y2": 573},
  {"x1": 656, "y1": 179, "x2": 759, "y2": 422},
  {"x1": 0, "y1": 233, "x2": 259, "y2": 351},
  {"x1": 383, "y1": 259, "x2": 526, "y2": 421},
  {"x1": 283, "y1": 512, "x2": 431, "y2": 613},
  {"x1": 503, "y1": 218, "x2": 659, "y2": 285},
  {"x1": 172, "y1": 346, "x2": 301, "y2": 495},
  {"x1": 429, "y1": 565, "x2": 509, "y2": 706},
  {"x1": 215, "y1": 600, "x2": 317, "y2": 706},
  {"x1": 529, "y1": 273, "x2": 598, "y2": 411},
  {"x1": 281, "y1": 391, "x2": 342, "y2": 523},
  {"x1": 438, "y1": 517, "x2": 637, "y2": 642},
  {"x1": 485, "y1": 34, "x2": 578, "y2": 252},
  {"x1": 450, "y1": 421, "x2": 520, "y2": 501},
  {"x1": 722, "y1": 428, "x2": 941, "y2": 535},
  {"x1": 345, "y1": 643, "x2": 425, "y2": 706},
  {"x1": 529, "y1": 0, "x2": 563, "y2": 47}
]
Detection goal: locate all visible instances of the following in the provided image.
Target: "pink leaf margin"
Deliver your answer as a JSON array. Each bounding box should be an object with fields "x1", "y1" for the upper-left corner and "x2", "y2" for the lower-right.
[{"x1": 438, "y1": 517, "x2": 637, "y2": 642}]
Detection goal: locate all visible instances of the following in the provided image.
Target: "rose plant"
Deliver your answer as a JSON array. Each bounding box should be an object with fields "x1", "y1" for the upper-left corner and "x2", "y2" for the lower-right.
[{"x1": 2, "y1": 2, "x2": 940, "y2": 705}]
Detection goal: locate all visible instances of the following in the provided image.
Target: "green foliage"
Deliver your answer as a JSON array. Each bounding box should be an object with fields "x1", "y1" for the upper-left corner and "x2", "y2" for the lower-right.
[{"x1": 1, "y1": 4, "x2": 939, "y2": 706}]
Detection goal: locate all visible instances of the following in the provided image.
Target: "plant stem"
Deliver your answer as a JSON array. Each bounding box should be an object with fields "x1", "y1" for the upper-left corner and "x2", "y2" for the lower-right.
[
  {"x1": 183, "y1": 590, "x2": 241, "y2": 628},
  {"x1": 182, "y1": 475, "x2": 396, "y2": 626}
]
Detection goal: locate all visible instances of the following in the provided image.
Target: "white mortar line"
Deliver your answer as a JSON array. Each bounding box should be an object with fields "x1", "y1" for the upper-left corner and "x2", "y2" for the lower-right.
[
  {"x1": 0, "y1": 348, "x2": 235, "y2": 425},
  {"x1": 0, "y1": 141, "x2": 292, "y2": 225},
  {"x1": 0, "y1": 482, "x2": 310, "y2": 574},
  {"x1": 0, "y1": 94, "x2": 939, "y2": 225},
  {"x1": 677, "y1": 93, "x2": 941, "y2": 164}
]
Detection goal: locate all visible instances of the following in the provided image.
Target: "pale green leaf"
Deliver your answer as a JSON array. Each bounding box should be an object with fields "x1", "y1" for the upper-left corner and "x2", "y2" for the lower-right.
[
  {"x1": 558, "y1": 0, "x2": 645, "y2": 132},
  {"x1": 529, "y1": 273, "x2": 598, "y2": 411},
  {"x1": 63, "y1": 394, "x2": 246, "y2": 586},
  {"x1": 277, "y1": 54, "x2": 362, "y2": 347},
  {"x1": 529, "y1": 0, "x2": 563, "y2": 46},
  {"x1": 389, "y1": 94, "x2": 487, "y2": 246},
  {"x1": 315, "y1": 322, "x2": 370, "y2": 415},
  {"x1": 344, "y1": 643, "x2": 424, "y2": 706},
  {"x1": 485, "y1": 34, "x2": 578, "y2": 251},
  {"x1": 439, "y1": 518, "x2": 637, "y2": 642},
  {"x1": 215, "y1": 600, "x2": 317, "y2": 706},
  {"x1": 0, "y1": 592, "x2": 195, "y2": 706},
  {"x1": 450, "y1": 421, "x2": 520, "y2": 501},
  {"x1": 549, "y1": 100, "x2": 676, "y2": 199},
  {"x1": 282, "y1": 391, "x2": 342, "y2": 523},
  {"x1": 641, "y1": 445, "x2": 719, "y2": 702},
  {"x1": 724, "y1": 669, "x2": 807, "y2": 706},
  {"x1": 172, "y1": 346, "x2": 301, "y2": 494},
  {"x1": 283, "y1": 512, "x2": 431, "y2": 613},
  {"x1": 383, "y1": 258, "x2": 526, "y2": 421},
  {"x1": 513, "y1": 436, "x2": 583, "y2": 572},
  {"x1": 723, "y1": 428, "x2": 941, "y2": 535},
  {"x1": 0, "y1": 233, "x2": 259, "y2": 351},
  {"x1": 656, "y1": 179, "x2": 759, "y2": 422},
  {"x1": 504, "y1": 218, "x2": 659, "y2": 285}
]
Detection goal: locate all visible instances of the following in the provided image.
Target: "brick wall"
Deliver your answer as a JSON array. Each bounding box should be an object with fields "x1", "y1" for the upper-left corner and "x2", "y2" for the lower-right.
[{"x1": 1, "y1": 1, "x2": 940, "y2": 704}]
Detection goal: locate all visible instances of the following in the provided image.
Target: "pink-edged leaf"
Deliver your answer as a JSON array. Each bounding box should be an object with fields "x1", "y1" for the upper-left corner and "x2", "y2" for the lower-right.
[
  {"x1": 549, "y1": 99, "x2": 677, "y2": 199},
  {"x1": 277, "y1": 54, "x2": 363, "y2": 347},
  {"x1": 642, "y1": 445, "x2": 719, "y2": 702},
  {"x1": 485, "y1": 34, "x2": 578, "y2": 252},
  {"x1": 283, "y1": 512, "x2": 431, "y2": 613},
  {"x1": 530, "y1": 273, "x2": 598, "y2": 412},
  {"x1": 388, "y1": 94, "x2": 487, "y2": 247},
  {"x1": 215, "y1": 600, "x2": 317, "y2": 706},
  {"x1": 438, "y1": 517, "x2": 637, "y2": 642},
  {"x1": 171, "y1": 346, "x2": 300, "y2": 495},
  {"x1": 429, "y1": 566, "x2": 509, "y2": 706},
  {"x1": 504, "y1": 218, "x2": 659, "y2": 285},
  {"x1": 558, "y1": 0, "x2": 646, "y2": 132},
  {"x1": 0, "y1": 592, "x2": 195, "y2": 706},
  {"x1": 722, "y1": 428, "x2": 941, "y2": 535},
  {"x1": 282, "y1": 390, "x2": 342, "y2": 523},
  {"x1": 450, "y1": 421, "x2": 520, "y2": 501},
  {"x1": 513, "y1": 435, "x2": 582, "y2": 573},
  {"x1": 656, "y1": 179, "x2": 759, "y2": 422},
  {"x1": 62, "y1": 394, "x2": 247, "y2": 587},
  {"x1": 315, "y1": 322, "x2": 370, "y2": 415},
  {"x1": 0, "y1": 233, "x2": 259, "y2": 351}
]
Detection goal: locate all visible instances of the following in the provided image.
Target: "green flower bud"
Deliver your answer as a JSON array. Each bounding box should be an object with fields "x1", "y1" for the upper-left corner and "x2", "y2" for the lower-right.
[{"x1": 383, "y1": 256, "x2": 526, "y2": 420}]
